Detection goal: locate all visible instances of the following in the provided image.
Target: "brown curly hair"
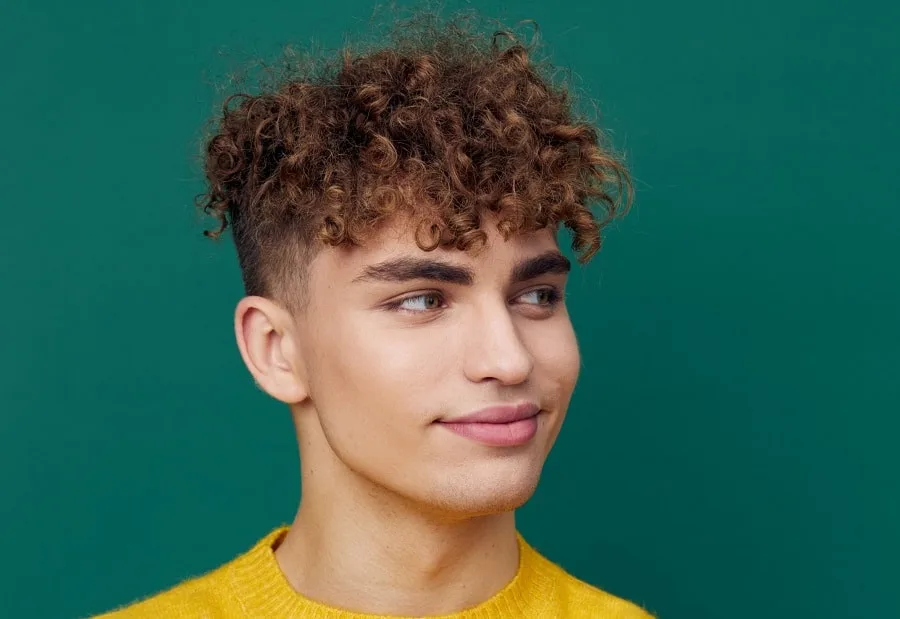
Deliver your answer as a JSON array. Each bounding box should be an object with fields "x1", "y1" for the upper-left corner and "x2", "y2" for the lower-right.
[{"x1": 198, "y1": 7, "x2": 632, "y2": 310}]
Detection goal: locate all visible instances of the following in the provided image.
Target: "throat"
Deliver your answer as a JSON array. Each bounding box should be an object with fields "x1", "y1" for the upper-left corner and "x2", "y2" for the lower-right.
[{"x1": 273, "y1": 507, "x2": 522, "y2": 616}]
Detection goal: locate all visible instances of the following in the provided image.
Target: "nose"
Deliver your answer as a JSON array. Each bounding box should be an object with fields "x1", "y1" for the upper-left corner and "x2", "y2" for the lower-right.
[{"x1": 462, "y1": 302, "x2": 534, "y2": 386}]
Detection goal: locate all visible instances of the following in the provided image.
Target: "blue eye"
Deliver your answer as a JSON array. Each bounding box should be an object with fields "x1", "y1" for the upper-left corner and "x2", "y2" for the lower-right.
[
  {"x1": 388, "y1": 288, "x2": 561, "y2": 314},
  {"x1": 396, "y1": 293, "x2": 444, "y2": 312},
  {"x1": 519, "y1": 287, "x2": 561, "y2": 306}
]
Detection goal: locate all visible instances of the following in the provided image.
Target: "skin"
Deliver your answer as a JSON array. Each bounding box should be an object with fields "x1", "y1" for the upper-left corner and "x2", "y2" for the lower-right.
[{"x1": 234, "y1": 211, "x2": 582, "y2": 615}]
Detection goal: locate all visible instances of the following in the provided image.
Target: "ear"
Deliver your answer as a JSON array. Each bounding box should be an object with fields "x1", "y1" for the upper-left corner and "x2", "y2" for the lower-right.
[{"x1": 233, "y1": 296, "x2": 308, "y2": 405}]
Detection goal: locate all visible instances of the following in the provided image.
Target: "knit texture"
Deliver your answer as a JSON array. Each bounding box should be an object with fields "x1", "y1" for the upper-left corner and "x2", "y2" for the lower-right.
[{"x1": 93, "y1": 527, "x2": 655, "y2": 618}]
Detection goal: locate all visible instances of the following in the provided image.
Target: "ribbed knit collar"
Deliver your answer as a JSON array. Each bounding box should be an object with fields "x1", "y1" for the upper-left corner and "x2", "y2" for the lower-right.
[{"x1": 227, "y1": 526, "x2": 557, "y2": 618}]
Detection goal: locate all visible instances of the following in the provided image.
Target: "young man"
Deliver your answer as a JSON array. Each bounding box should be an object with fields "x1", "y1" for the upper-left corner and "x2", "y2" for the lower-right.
[{"x1": 96, "y1": 8, "x2": 653, "y2": 619}]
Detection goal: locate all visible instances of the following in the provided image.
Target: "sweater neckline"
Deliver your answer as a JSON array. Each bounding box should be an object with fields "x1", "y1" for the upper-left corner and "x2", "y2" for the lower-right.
[{"x1": 227, "y1": 526, "x2": 555, "y2": 618}]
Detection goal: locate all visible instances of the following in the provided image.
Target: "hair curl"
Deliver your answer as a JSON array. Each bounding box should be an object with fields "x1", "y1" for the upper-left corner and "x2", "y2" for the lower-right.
[{"x1": 198, "y1": 7, "x2": 632, "y2": 307}]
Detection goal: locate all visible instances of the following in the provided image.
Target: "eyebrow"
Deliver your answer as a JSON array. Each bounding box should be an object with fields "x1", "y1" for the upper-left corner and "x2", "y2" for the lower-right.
[
  {"x1": 353, "y1": 250, "x2": 571, "y2": 286},
  {"x1": 510, "y1": 251, "x2": 572, "y2": 283}
]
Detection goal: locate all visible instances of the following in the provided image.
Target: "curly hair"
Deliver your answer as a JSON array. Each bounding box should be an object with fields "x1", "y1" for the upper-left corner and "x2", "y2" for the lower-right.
[{"x1": 198, "y1": 7, "x2": 632, "y2": 309}]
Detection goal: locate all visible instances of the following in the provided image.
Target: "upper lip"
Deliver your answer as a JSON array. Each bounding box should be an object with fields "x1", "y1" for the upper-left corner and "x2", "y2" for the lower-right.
[{"x1": 440, "y1": 402, "x2": 541, "y2": 424}]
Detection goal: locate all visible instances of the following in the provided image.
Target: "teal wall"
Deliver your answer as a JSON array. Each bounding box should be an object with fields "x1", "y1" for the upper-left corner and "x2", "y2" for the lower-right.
[{"x1": 1, "y1": 1, "x2": 897, "y2": 617}]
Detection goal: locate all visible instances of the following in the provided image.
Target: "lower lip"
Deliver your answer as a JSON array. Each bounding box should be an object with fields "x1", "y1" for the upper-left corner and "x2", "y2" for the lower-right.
[{"x1": 437, "y1": 416, "x2": 539, "y2": 447}]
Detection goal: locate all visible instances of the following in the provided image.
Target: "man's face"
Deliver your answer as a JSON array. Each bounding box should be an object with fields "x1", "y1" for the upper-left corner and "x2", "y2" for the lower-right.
[{"x1": 291, "y1": 214, "x2": 581, "y2": 517}]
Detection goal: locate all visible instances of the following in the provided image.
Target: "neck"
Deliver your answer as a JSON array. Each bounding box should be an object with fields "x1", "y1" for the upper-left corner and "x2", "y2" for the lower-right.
[{"x1": 274, "y1": 414, "x2": 521, "y2": 616}]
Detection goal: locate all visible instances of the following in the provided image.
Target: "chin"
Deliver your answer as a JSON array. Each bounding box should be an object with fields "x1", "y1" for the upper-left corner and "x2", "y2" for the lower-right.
[{"x1": 427, "y1": 462, "x2": 545, "y2": 518}]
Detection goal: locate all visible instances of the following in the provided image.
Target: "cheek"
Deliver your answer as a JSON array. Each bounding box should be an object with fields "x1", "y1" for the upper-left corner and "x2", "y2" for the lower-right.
[
  {"x1": 348, "y1": 319, "x2": 454, "y2": 396},
  {"x1": 531, "y1": 319, "x2": 581, "y2": 399},
  {"x1": 307, "y1": 310, "x2": 454, "y2": 428},
  {"x1": 304, "y1": 312, "x2": 457, "y2": 484}
]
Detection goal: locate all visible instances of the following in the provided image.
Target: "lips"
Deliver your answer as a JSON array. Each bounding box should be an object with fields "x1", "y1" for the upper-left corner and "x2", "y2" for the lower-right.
[
  {"x1": 437, "y1": 402, "x2": 541, "y2": 447},
  {"x1": 441, "y1": 402, "x2": 540, "y2": 424}
]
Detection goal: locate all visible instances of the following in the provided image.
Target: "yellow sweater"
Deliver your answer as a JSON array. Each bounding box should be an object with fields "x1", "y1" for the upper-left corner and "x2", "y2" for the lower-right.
[{"x1": 94, "y1": 527, "x2": 655, "y2": 618}]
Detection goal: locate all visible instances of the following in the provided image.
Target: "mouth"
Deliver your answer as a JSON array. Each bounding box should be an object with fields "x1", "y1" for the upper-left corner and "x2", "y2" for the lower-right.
[{"x1": 436, "y1": 402, "x2": 542, "y2": 447}]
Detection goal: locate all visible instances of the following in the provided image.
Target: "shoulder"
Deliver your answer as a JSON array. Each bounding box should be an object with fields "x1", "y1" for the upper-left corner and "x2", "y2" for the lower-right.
[
  {"x1": 556, "y1": 570, "x2": 657, "y2": 619},
  {"x1": 89, "y1": 562, "x2": 238, "y2": 619},
  {"x1": 88, "y1": 527, "x2": 288, "y2": 619},
  {"x1": 525, "y1": 542, "x2": 657, "y2": 619}
]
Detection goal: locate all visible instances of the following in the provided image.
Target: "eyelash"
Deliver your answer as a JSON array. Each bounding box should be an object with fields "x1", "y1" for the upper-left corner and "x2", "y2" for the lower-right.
[{"x1": 385, "y1": 287, "x2": 564, "y2": 314}]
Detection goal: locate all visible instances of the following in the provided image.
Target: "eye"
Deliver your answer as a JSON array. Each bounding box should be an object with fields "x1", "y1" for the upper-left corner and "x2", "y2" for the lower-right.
[
  {"x1": 393, "y1": 292, "x2": 445, "y2": 313},
  {"x1": 517, "y1": 287, "x2": 562, "y2": 306}
]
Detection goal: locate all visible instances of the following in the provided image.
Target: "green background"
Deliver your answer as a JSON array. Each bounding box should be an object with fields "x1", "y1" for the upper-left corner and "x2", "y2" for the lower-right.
[{"x1": 1, "y1": 1, "x2": 897, "y2": 617}]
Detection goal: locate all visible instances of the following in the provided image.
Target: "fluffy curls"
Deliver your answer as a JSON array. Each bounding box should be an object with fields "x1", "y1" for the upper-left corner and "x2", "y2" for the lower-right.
[{"x1": 198, "y1": 9, "x2": 632, "y2": 302}]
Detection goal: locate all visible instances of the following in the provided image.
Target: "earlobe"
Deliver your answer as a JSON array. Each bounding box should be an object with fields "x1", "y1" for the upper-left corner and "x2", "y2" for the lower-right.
[{"x1": 234, "y1": 296, "x2": 309, "y2": 405}]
